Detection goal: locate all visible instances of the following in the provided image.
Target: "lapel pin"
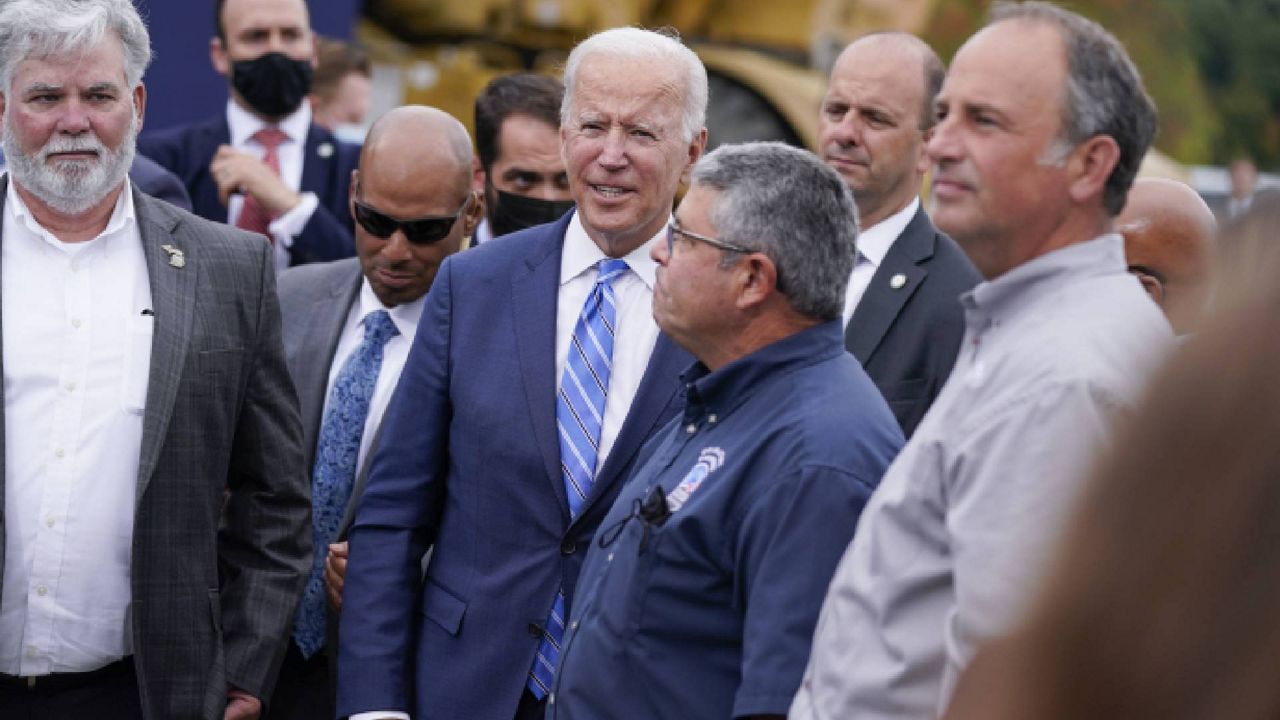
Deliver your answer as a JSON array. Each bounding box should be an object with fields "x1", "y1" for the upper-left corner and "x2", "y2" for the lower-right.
[
  {"x1": 890, "y1": 273, "x2": 907, "y2": 289},
  {"x1": 317, "y1": 142, "x2": 334, "y2": 159},
  {"x1": 160, "y1": 244, "x2": 186, "y2": 268}
]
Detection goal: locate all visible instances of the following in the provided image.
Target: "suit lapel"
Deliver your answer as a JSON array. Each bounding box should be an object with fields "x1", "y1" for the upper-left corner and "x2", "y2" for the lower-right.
[
  {"x1": 134, "y1": 191, "x2": 196, "y2": 505},
  {"x1": 846, "y1": 206, "x2": 935, "y2": 365},
  {"x1": 577, "y1": 332, "x2": 687, "y2": 522},
  {"x1": 300, "y1": 124, "x2": 337, "y2": 197},
  {"x1": 298, "y1": 265, "x2": 361, "y2": 469},
  {"x1": 511, "y1": 220, "x2": 572, "y2": 518},
  {"x1": 191, "y1": 118, "x2": 232, "y2": 222}
]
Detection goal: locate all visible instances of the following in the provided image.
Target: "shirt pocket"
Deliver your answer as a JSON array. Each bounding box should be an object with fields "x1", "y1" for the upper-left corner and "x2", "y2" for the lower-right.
[{"x1": 120, "y1": 315, "x2": 155, "y2": 415}]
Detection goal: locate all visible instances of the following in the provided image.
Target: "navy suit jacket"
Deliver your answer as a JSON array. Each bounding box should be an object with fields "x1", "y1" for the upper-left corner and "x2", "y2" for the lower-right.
[
  {"x1": 846, "y1": 205, "x2": 981, "y2": 437},
  {"x1": 138, "y1": 115, "x2": 359, "y2": 265},
  {"x1": 336, "y1": 212, "x2": 691, "y2": 720}
]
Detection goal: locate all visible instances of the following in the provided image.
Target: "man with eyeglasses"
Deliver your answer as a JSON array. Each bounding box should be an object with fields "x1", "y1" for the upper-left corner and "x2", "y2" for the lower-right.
[
  {"x1": 336, "y1": 27, "x2": 699, "y2": 720},
  {"x1": 548, "y1": 141, "x2": 903, "y2": 720},
  {"x1": 272, "y1": 105, "x2": 481, "y2": 720}
]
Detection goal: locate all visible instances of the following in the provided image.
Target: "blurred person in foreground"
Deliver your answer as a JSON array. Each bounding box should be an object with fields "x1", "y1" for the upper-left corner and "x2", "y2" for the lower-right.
[
  {"x1": 792, "y1": 3, "x2": 1172, "y2": 717},
  {"x1": 0, "y1": 0, "x2": 309, "y2": 718},
  {"x1": 270, "y1": 106, "x2": 480, "y2": 720},
  {"x1": 549, "y1": 142, "x2": 903, "y2": 720},
  {"x1": 472, "y1": 74, "x2": 574, "y2": 245},
  {"x1": 335, "y1": 27, "x2": 703, "y2": 720},
  {"x1": 139, "y1": 0, "x2": 359, "y2": 267},
  {"x1": 1116, "y1": 177, "x2": 1216, "y2": 336},
  {"x1": 944, "y1": 193, "x2": 1280, "y2": 720},
  {"x1": 308, "y1": 37, "x2": 371, "y2": 143},
  {"x1": 820, "y1": 32, "x2": 980, "y2": 437}
]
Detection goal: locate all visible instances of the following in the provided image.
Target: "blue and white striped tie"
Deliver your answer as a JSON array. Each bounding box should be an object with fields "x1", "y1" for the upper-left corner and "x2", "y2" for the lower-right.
[{"x1": 528, "y1": 258, "x2": 629, "y2": 698}]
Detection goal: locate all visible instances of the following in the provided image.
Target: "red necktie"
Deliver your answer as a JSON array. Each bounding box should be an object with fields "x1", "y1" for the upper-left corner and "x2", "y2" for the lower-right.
[{"x1": 235, "y1": 127, "x2": 288, "y2": 240}]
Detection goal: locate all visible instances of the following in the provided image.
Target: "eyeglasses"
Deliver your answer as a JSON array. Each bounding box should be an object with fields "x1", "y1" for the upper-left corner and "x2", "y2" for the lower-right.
[
  {"x1": 353, "y1": 195, "x2": 471, "y2": 245},
  {"x1": 666, "y1": 219, "x2": 755, "y2": 257}
]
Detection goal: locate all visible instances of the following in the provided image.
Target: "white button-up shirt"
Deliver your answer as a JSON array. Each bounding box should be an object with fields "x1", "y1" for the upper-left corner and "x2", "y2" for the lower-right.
[
  {"x1": 555, "y1": 212, "x2": 661, "y2": 469},
  {"x1": 0, "y1": 180, "x2": 152, "y2": 675},
  {"x1": 841, "y1": 198, "x2": 919, "y2": 327},
  {"x1": 226, "y1": 100, "x2": 320, "y2": 270}
]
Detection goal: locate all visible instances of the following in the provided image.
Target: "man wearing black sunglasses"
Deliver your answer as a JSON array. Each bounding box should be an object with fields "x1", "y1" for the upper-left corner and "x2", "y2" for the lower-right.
[{"x1": 273, "y1": 105, "x2": 480, "y2": 720}]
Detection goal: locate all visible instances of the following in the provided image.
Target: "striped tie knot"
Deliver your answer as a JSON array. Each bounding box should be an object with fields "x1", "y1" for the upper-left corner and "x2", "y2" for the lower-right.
[{"x1": 596, "y1": 258, "x2": 629, "y2": 286}]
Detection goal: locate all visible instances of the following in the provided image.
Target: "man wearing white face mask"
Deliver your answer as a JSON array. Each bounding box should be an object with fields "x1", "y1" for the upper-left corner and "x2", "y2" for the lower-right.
[{"x1": 309, "y1": 37, "x2": 372, "y2": 144}]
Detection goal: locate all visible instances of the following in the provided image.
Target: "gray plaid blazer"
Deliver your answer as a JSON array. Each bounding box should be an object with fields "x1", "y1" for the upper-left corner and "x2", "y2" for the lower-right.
[{"x1": 0, "y1": 178, "x2": 311, "y2": 719}]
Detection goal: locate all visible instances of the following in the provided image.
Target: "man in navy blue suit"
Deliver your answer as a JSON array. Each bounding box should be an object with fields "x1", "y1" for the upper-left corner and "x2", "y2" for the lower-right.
[
  {"x1": 336, "y1": 27, "x2": 706, "y2": 720},
  {"x1": 137, "y1": 0, "x2": 358, "y2": 268},
  {"x1": 820, "y1": 33, "x2": 981, "y2": 437}
]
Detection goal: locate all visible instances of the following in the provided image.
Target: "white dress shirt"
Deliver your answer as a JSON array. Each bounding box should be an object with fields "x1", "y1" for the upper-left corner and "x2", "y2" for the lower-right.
[
  {"x1": 226, "y1": 100, "x2": 321, "y2": 270},
  {"x1": 0, "y1": 180, "x2": 152, "y2": 675},
  {"x1": 791, "y1": 235, "x2": 1173, "y2": 719},
  {"x1": 556, "y1": 211, "x2": 661, "y2": 469},
  {"x1": 351, "y1": 213, "x2": 662, "y2": 720},
  {"x1": 323, "y1": 281, "x2": 426, "y2": 476},
  {"x1": 841, "y1": 198, "x2": 919, "y2": 327}
]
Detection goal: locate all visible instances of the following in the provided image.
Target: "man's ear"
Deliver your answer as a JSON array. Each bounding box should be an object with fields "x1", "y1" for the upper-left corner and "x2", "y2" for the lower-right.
[
  {"x1": 347, "y1": 170, "x2": 360, "y2": 219},
  {"x1": 736, "y1": 252, "x2": 778, "y2": 310},
  {"x1": 210, "y1": 37, "x2": 230, "y2": 78},
  {"x1": 1066, "y1": 134, "x2": 1120, "y2": 207},
  {"x1": 681, "y1": 127, "x2": 708, "y2": 186},
  {"x1": 133, "y1": 83, "x2": 147, "y2": 134},
  {"x1": 472, "y1": 156, "x2": 486, "y2": 193}
]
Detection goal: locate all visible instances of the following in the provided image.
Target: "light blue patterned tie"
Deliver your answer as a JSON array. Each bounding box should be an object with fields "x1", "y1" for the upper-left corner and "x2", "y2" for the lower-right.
[
  {"x1": 294, "y1": 309, "x2": 399, "y2": 658},
  {"x1": 527, "y1": 258, "x2": 629, "y2": 698}
]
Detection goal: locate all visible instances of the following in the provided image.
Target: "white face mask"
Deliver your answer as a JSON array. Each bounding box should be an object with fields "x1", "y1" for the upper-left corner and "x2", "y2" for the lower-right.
[{"x1": 331, "y1": 123, "x2": 368, "y2": 144}]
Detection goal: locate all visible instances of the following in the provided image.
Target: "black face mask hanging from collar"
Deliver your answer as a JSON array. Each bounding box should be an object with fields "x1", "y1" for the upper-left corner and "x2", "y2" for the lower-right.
[{"x1": 231, "y1": 52, "x2": 314, "y2": 119}]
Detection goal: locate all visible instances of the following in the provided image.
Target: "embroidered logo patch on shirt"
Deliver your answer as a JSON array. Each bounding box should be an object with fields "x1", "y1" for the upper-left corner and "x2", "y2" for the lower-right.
[{"x1": 667, "y1": 446, "x2": 725, "y2": 513}]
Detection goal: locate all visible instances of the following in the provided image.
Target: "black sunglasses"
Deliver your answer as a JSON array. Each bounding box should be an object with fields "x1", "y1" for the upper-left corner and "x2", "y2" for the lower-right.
[{"x1": 353, "y1": 196, "x2": 471, "y2": 245}]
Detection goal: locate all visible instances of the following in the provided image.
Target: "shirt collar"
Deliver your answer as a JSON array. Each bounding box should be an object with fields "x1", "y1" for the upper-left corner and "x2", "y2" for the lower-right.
[
  {"x1": 681, "y1": 320, "x2": 846, "y2": 423},
  {"x1": 857, "y1": 197, "x2": 919, "y2": 266},
  {"x1": 226, "y1": 98, "x2": 312, "y2": 148},
  {"x1": 559, "y1": 209, "x2": 659, "y2": 290},
  {"x1": 962, "y1": 233, "x2": 1127, "y2": 322},
  {"x1": 6, "y1": 177, "x2": 136, "y2": 253},
  {"x1": 357, "y1": 277, "x2": 426, "y2": 340}
]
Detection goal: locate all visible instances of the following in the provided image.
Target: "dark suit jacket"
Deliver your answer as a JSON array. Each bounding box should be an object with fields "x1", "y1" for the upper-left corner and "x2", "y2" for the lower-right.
[
  {"x1": 335, "y1": 213, "x2": 691, "y2": 720},
  {"x1": 846, "y1": 205, "x2": 981, "y2": 437},
  {"x1": 0, "y1": 180, "x2": 311, "y2": 720},
  {"x1": 130, "y1": 154, "x2": 193, "y2": 211},
  {"x1": 138, "y1": 115, "x2": 359, "y2": 265}
]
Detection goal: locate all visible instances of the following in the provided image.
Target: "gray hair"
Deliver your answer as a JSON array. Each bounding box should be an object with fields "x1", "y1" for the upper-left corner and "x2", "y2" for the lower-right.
[
  {"x1": 692, "y1": 141, "x2": 858, "y2": 321},
  {"x1": 990, "y1": 2, "x2": 1156, "y2": 216},
  {"x1": 0, "y1": 0, "x2": 153, "y2": 93},
  {"x1": 562, "y1": 27, "x2": 708, "y2": 143}
]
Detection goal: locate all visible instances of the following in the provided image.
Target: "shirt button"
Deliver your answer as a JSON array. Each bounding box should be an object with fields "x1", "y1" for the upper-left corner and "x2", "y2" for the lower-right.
[
  {"x1": 527, "y1": 623, "x2": 542, "y2": 638},
  {"x1": 607, "y1": 553, "x2": 614, "y2": 562},
  {"x1": 71, "y1": 318, "x2": 82, "y2": 329},
  {"x1": 64, "y1": 382, "x2": 76, "y2": 393},
  {"x1": 45, "y1": 517, "x2": 55, "y2": 528},
  {"x1": 685, "y1": 424, "x2": 696, "y2": 434},
  {"x1": 24, "y1": 646, "x2": 36, "y2": 659},
  {"x1": 548, "y1": 693, "x2": 556, "y2": 705},
  {"x1": 35, "y1": 585, "x2": 47, "y2": 597},
  {"x1": 559, "y1": 539, "x2": 576, "y2": 556},
  {"x1": 54, "y1": 448, "x2": 65, "y2": 458},
  {"x1": 708, "y1": 414, "x2": 718, "y2": 424},
  {"x1": 569, "y1": 620, "x2": 578, "y2": 631}
]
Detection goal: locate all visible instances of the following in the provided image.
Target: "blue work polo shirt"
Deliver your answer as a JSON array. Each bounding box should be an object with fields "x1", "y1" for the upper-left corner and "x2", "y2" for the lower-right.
[{"x1": 548, "y1": 320, "x2": 904, "y2": 719}]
